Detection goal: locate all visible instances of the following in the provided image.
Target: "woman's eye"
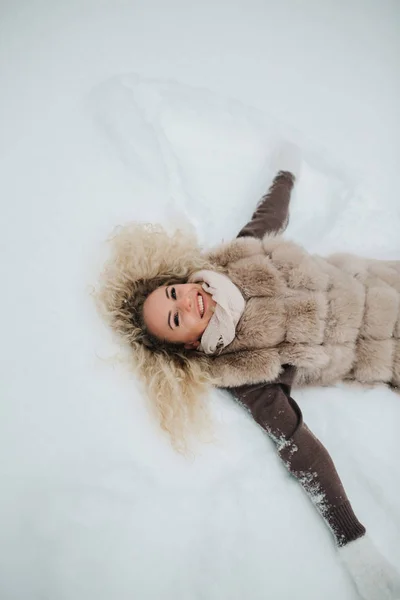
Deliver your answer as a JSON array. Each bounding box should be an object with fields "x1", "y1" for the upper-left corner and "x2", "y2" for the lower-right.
[
  {"x1": 171, "y1": 287, "x2": 177, "y2": 300},
  {"x1": 174, "y1": 312, "x2": 179, "y2": 327}
]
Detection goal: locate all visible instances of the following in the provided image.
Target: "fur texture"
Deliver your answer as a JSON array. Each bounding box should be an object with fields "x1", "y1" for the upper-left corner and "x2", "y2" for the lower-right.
[
  {"x1": 96, "y1": 225, "x2": 400, "y2": 447},
  {"x1": 204, "y1": 235, "x2": 400, "y2": 390}
]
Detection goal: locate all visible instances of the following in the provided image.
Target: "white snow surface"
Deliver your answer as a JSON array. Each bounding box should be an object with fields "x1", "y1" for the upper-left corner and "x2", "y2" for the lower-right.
[{"x1": 1, "y1": 1, "x2": 400, "y2": 599}]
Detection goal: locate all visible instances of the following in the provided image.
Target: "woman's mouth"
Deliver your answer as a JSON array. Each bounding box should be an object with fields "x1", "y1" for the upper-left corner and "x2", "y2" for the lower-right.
[{"x1": 197, "y1": 292, "x2": 205, "y2": 318}]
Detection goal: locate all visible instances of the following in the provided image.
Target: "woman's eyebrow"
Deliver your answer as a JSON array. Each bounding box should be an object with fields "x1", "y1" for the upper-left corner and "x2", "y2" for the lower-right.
[{"x1": 165, "y1": 287, "x2": 169, "y2": 299}]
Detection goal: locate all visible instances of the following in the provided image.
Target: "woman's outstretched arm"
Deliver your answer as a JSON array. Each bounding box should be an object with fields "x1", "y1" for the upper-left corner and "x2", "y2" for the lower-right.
[
  {"x1": 230, "y1": 376, "x2": 365, "y2": 546},
  {"x1": 228, "y1": 378, "x2": 400, "y2": 599},
  {"x1": 237, "y1": 140, "x2": 301, "y2": 238},
  {"x1": 237, "y1": 170, "x2": 295, "y2": 238}
]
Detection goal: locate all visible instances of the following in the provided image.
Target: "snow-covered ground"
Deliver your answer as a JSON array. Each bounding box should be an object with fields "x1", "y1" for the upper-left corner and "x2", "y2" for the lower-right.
[{"x1": 1, "y1": 1, "x2": 399, "y2": 599}]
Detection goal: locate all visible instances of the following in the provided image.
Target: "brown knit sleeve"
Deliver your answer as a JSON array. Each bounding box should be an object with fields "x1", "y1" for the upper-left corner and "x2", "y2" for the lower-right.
[
  {"x1": 229, "y1": 380, "x2": 366, "y2": 547},
  {"x1": 236, "y1": 171, "x2": 295, "y2": 239}
]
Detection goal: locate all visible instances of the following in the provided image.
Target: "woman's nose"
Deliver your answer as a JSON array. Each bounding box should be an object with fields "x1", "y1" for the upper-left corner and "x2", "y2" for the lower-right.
[{"x1": 178, "y1": 293, "x2": 192, "y2": 312}]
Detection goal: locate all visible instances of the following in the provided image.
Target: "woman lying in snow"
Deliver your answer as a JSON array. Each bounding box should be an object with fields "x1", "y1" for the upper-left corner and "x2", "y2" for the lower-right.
[{"x1": 97, "y1": 145, "x2": 400, "y2": 600}]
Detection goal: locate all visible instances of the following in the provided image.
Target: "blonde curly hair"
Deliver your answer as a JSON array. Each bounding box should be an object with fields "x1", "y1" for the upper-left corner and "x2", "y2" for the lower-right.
[{"x1": 95, "y1": 222, "x2": 218, "y2": 452}]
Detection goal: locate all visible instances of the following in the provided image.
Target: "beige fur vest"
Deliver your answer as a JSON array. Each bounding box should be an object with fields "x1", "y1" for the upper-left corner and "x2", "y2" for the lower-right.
[{"x1": 201, "y1": 235, "x2": 400, "y2": 390}]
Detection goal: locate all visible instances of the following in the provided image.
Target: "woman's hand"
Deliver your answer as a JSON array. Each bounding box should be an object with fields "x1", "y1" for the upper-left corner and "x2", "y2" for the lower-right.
[
  {"x1": 270, "y1": 140, "x2": 302, "y2": 180},
  {"x1": 339, "y1": 534, "x2": 400, "y2": 599}
]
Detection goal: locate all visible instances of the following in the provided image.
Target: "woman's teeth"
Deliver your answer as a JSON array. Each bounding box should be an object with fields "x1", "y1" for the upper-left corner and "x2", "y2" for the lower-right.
[{"x1": 197, "y1": 293, "x2": 204, "y2": 317}]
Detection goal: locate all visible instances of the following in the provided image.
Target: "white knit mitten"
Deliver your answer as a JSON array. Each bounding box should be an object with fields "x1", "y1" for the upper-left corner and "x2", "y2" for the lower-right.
[
  {"x1": 339, "y1": 535, "x2": 400, "y2": 600},
  {"x1": 270, "y1": 141, "x2": 302, "y2": 180}
]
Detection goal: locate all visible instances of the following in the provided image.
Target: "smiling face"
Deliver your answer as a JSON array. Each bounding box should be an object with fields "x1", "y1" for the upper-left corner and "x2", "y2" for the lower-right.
[{"x1": 142, "y1": 283, "x2": 216, "y2": 349}]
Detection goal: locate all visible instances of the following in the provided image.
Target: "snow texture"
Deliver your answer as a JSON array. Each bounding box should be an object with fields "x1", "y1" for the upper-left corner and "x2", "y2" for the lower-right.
[
  {"x1": 1, "y1": 1, "x2": 400, "y2": 600},
  {"x1": 339, "y1": 535, "x2": 400, "y2": 600}
]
